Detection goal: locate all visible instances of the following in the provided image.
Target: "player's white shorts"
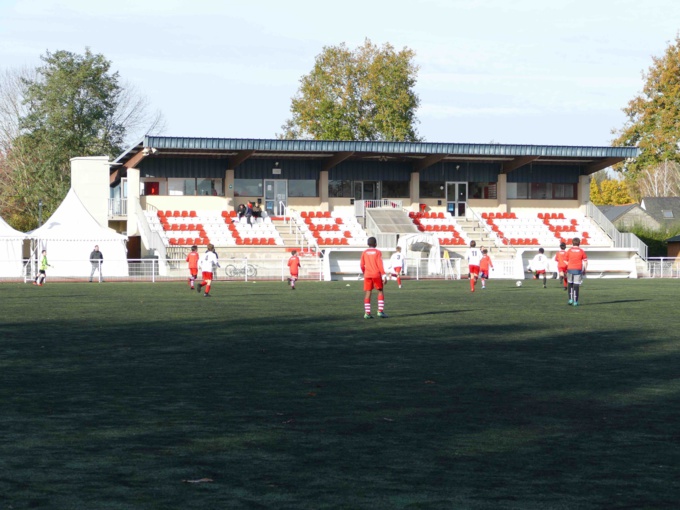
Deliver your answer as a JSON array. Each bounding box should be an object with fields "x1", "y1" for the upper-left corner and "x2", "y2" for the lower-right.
[{"x1": 567, "y1": 269, "x2": 583, "y2": 285}]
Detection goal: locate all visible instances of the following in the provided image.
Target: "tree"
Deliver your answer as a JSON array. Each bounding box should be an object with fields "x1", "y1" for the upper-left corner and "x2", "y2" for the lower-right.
[
  {"x1": 612, "y1": 35, "x2": 680, "y2": 178},
  {"x1": 280, "y1": 39, "x2": 421, "y2": 142},
  {"x1": 590, "y1": 177, "x2": 633, "y2": 205},
  {"x1": 636, "y1": 160, "x2": 680, "y2": 198},
  {"x1": 0, "y1": 48, "x2": 164, "y2": 229}
]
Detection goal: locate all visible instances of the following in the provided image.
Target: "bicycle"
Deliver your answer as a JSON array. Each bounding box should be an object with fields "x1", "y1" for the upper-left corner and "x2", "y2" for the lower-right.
[{"x1": 224, "y1": 263, "x2": 257, "y2": 278}]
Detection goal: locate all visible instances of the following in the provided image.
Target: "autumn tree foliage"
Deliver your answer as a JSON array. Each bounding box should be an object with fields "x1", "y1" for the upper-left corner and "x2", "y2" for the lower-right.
[
  {"x1": 612, "y1": 35, "x2": 680, "y2": 180},
  {"x1": 281, "y1": 39, "x2": 421, "y2": 142}
]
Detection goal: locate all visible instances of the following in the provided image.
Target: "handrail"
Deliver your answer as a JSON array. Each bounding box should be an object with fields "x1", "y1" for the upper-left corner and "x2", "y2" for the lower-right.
[{"x1": 586, "y1": 203, "x2": 648, "y2": 259}]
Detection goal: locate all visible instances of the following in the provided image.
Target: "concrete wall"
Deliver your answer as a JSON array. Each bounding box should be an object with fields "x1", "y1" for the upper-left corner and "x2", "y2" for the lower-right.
[{"x1": 70, "y1": 156, "x2": 110, "y2": 229}]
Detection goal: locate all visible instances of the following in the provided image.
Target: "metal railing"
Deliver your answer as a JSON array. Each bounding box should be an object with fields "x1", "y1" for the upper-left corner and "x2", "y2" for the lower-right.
[
  {"x1": 108, "y1": 198, "x2": 127, "y2": 217},
  {"x1": 586, "y1": 202, "x2": 648, "y2": 259},
  {"x1": 354, "y1": 199, "x2": 403, "y2": 217},
  {"x1": 643, "y1": 257, "x2": 680, "y2": 278}
]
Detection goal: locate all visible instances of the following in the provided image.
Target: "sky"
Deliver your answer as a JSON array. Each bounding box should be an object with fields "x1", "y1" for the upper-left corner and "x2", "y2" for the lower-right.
[{"x1": 1, "y1": 0, "x2": 679, "y2": 148}]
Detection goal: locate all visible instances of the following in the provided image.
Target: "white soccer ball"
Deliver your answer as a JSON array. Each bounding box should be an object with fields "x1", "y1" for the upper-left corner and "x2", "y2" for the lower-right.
[{"x1": 516, "y1": 280, "x2": 523, "y2": 287}]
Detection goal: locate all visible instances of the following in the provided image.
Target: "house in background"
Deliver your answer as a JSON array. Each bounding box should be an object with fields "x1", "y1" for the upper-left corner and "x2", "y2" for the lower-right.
[
  {"x1": 599, "y1": 197, "x2": 680, "y2": 232},
  {"x1": 640, "y1": 197, "x2": 680, "y2": 229},
  {"x1": 598, "y1": 203, "x2": 660, "y2": 230},
  {"x1": 666, "y1": 234, "x2": 680, "y2": 258}
]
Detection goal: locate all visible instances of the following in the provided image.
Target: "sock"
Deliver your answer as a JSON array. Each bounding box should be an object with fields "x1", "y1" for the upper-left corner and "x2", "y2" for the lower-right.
[
  {"x1": 470, "y1": 276, "x2": 475, "y2": 291},
  {"x1": 364, "y1": 299, "x2": 371, "y2": 315},
  {"x1": 189, "y1": 276, "x2": 195, "y2": 288},
  {"x1": 397, "y1": 276, "x2": 401, "y2": 286},
  {"x1": 378, "y1": 299, "x2": 384, "y2": 313},
  {"x1": 205, "y1": 283, "x2": 211, "y2": 294},
  {"x1": 574, "y1": 285, "x2": 579, "y2": 302},
  {"x1": 568, "y1": 283, "x2": 573, "y2": 300}
]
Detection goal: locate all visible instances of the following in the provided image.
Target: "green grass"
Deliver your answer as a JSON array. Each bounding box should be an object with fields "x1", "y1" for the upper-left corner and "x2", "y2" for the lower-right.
[{"x1": 1, "y1": 278, "x2": 679, "y2": 509}]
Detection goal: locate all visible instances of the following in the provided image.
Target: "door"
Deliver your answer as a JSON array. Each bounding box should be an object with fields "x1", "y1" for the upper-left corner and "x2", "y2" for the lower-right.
[
  {"x1": 446, "y1": 182, "x2": 468, "y2": 217},
  {"x1": 264, "y1": 179, "x2": 288, "y2": 216}
]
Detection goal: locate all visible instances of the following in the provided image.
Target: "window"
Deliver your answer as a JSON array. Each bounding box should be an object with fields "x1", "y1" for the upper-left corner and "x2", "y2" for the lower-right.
[
  {"x1": 662, "y1": 210, "x2": 674, "y2": 219},
  {"x1": 234, "y1": 179, "x2": 262, "y2": 197},
  {"x1": 508, "y1": 182, "x2": 576, "y2": 199},
  {"x1": 168, "y1": 178, "x2": 196, "y2": 196},
  {"x1": 469, "y1": 182, "x2": 497, "y2": 199},
  {"x1": 420, "y1": 181, "x2": 445, "y2": 198},
  {"x1": 329, "y1": 180, "x2": 352, "y2": 197},
  {"x1": 381, "y1": 181, "x2": 409, "y2": 198},
  {"x1": 288, "y1": 179, "x2": 317, "y2": 197}
]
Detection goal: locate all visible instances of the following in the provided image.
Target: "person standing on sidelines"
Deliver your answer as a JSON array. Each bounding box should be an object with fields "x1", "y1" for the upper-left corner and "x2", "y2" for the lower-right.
[
  {"x1": 196, "y1": 244, "x2": 220, "y2": 297},
  {"x1": 360, "y1": 236, "x2": 388, "y2": 318},
  {"x1": 89, "y1": 245, "x2": 104, "y2": 282},
  {"x1": 555, "y1": 242, "x2": 568, "y2": 291},
  {"x1": 388, "y1": 246, "x2": 404, "y2": 289},
  {"x1": 465, "y1": 240, "x2": 482, "y2": 292},
  {"x1": 479, "y1": 248, "x2": 493, "y2": 289},
  {"x1": 528, "y1": 247, "x2": 549, "y2": 288},
  {"x1": 186, "y1": 245, "x2": 199, "y2": 290},
  {"x1": 33, "y1": 249, "x2": 50, "y2": 286},
  {"x1": 566, "y1": 237, "x2": 588, "y2": 306},
  {"x1": 287, "y1": 250, "x2": 301, "y2": 290}
]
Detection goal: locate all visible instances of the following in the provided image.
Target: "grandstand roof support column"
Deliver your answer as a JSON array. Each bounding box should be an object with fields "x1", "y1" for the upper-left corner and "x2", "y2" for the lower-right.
[
  {"x1": 226, "y1": 168, "x2": 235, "y2": 208},
  {"x1": 497, "y1": 174, "x2": 507, "y2": 211},
  {"x1": 320, "y1": 170, "x2": 329, "y2": 211},
  {"x1": 579, "y1": 175, "x2": 590, "y2": 210},
  {"x1": 127, "y1": 167, "x2": 141, "y2": 236},
  {"x1": 410, "y1": 171, "x2": 419, "y2": 211}
]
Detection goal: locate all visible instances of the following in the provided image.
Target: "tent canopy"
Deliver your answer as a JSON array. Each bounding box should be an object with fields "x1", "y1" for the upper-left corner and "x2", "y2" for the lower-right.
[
  {"x1": 0, "y1": 215, "x2": 26, "y2": 278},
  {"x1": 29, "y1": 189, "x2": 128, "y2": 277}
]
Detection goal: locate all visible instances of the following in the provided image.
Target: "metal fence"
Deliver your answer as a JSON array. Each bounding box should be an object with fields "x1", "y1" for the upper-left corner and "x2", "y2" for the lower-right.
[
  {"x1": 644, "y1": 257, "x2": 680, "y2": 278},
  {"x1": 14, "y1": 257, "x2": 324, "y2": 283}
]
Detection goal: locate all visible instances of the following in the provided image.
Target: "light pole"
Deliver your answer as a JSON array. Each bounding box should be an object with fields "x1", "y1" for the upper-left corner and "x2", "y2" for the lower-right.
[{"x1": 38, "y1": 199, "x2": 43, "y2": 227}]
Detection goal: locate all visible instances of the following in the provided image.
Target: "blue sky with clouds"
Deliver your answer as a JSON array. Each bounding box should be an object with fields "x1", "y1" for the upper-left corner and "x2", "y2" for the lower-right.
[{"x1": 1, "y1": 0, "x2": 678, "y2": 147}]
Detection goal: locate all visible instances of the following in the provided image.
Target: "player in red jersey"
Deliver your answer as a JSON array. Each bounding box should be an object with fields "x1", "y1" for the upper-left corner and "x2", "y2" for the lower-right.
[
  {"x1": 554, "y1": 242, "x2": 568, "y2": 291},
  {"x1": 186, "y1": 245, "x2": 199, "y2": 289},
  {"x1": 479, "y1": 248, "x2": 493, "y2": 289},
  {"x1": 360, "y1": 237, "x2": 387, "y2": 318},
  {"x1": 287, "y1": 250, "x2": 301, "y2": 290},
  {"x1": 565, "y1": 237, "x2": 588, "y2": 306},
  {"x1": 465, "y1": 240, "x2": 482, "y2": 292}
]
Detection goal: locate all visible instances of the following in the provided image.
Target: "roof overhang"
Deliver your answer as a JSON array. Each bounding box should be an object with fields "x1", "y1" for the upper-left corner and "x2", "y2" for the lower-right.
[{"x1": 109, "y1": 136, "x2": 639, "y2": 185}]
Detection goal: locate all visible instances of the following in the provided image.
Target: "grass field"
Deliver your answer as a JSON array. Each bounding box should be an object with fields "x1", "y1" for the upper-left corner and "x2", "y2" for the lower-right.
[{"x1": 1, "y1": 278, "x2": 679, "y2": 509}]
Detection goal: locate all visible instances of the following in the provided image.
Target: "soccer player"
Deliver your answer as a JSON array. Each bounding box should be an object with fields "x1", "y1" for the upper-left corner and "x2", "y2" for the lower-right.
[
  {"x1": 186, "y1": 245, "x2": 199, "y2": 290},
  {"x1": 360, "y1": 236, "x2": 387, "y2": 318},
  {"x1": 528, "y1": 247, "x2": 549, "y2": 288},
  {"x1": 287, "y1": 250, "x2": 301, "y2": 290},
  {"x1": 465, "y1": 240, "x2": 482, "y2": 292},
  {"x1": 554, "y1": 242, "x2": 568, "y2": 291},
  {"x1": 479, "y1": 248, "x2": 493, "y2": 289},
  {"x1": 388, "y1": 246, "x2": 404, "y2": 288},
  {"x1": 196, "y1": 244, "x2": 220, "y2": 297},
  {"x1": 566, "y1": 237, "x2": 588, "y2": 306},
  {"x1": 33, "y1": 249, "x2": 49, "y2": 286}
]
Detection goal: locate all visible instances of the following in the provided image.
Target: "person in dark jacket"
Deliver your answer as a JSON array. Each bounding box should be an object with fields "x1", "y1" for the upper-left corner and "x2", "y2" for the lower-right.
[{"x1": 89, "y1": 245, "x2": 104, "y2": 282}]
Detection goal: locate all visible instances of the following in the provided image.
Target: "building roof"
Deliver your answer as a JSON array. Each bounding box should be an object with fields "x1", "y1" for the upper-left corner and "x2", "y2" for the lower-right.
[
  {"x1": 666, "y1": 234, "x2": 680, "y2": 243},
  {"x1": 597, "y1": 204, "x2": 639, "y2": 223},
  {"x1": 110, "y1": 135, "x2": 639, "y2": 184},
  {"x1": 640, "y1": 197, "x2": 680, "y2": 223}
]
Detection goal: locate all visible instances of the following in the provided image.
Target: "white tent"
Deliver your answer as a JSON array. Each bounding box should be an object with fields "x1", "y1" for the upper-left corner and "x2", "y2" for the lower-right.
[
  {"x1": 0, "y1": 215, "x2": 26, "y2": 278},
  {"x1": 29, "y1": 189, "x2": 128, "y2": 278},
  {"x1": 397, "y1": 233, "x2": 443, "y2": 276}
]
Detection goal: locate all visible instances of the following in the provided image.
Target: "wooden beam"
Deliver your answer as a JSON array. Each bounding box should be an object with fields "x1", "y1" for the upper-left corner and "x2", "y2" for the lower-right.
[
  {"x1": 322, "y1": 151, "x2": 354, "y2": 172},
  {"x1": 413, "y1": 154, "x2": 447, "y2": 172},
  {"x1": 124, "y1": 150, "x2": 147, "y2": 169},
  {"x1": 229, "y1": 150, "x2": 255, "y2": 169},
  {"x1": 502, "y1": 156, "x2": 538, "y2": 173},
  {"x1": 109, "y1": 168, "x2": 120, "y2": 185},
  {"x1": 586, "y1": 157, "x2": 622, "y2": 174}
]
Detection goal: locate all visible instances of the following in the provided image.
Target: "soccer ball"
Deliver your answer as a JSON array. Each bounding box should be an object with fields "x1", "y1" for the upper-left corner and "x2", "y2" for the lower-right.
[{"x1": 516, "y1": 280, "x2": 523, "y2": 287}]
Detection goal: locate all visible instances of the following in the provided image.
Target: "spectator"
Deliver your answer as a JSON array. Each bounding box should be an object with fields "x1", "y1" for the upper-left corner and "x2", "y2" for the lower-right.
[{"x1": 89, "y1": 245, "x2": 104, "y2": 282}]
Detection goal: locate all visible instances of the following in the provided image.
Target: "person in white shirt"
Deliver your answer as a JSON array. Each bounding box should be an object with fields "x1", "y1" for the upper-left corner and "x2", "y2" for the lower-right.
[
  {"x1": 527, "y1": 247, "x2": 549, "y2": 288},
  {"x1": 197, "y1": 244, "x2": 220, "y2": 297},
  {"x1": 388, "y1": 246, "x2": 405, "y2": 288},
  {"x1": 465, "y1": 240, "x2": 483, "y2": 292}
]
